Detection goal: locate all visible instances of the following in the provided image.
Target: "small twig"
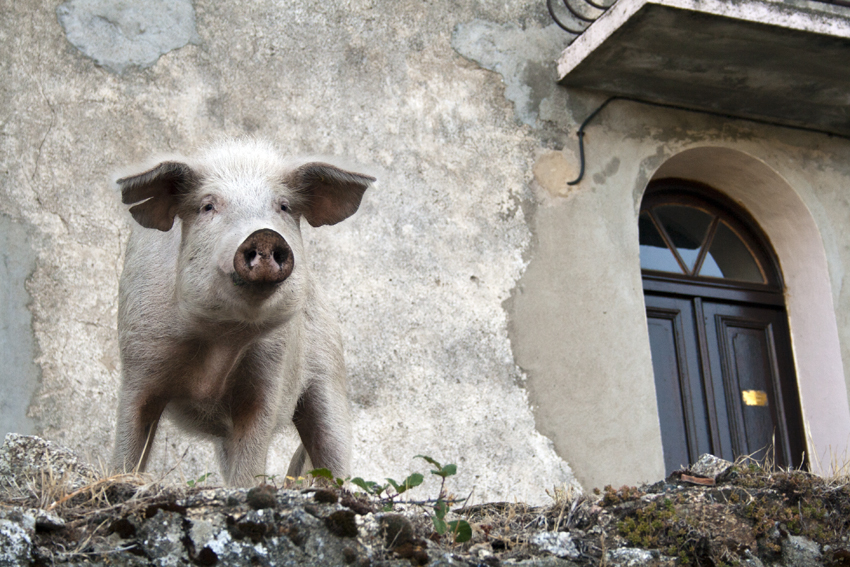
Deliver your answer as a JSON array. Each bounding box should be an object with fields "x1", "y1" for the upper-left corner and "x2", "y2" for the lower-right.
[
  {"x1": 456, "y1": 487, "x2": 475, "y2": 514},
  {"x1": 71, "y1": 518, "x2": 110, "y2": 555},
  {"x1": 564, "y1": 496, "x2": 581, "y2": 529},
  {"x1": 47, "y1": 480, "x2": 107, "y2": 511},
  {"x1": 380, "y1": 497, "x2": 466, "y2": 507},
  {"x1": 65, "y1": 498, "x2": 139, "y2": 525},
  {"x1": 599, "y1": 532, "x2": 608, "y2": 567},
  {"x1": 58, "y1": 543, "x2": 138, "y2": 560},
  {"x1": 47, "y1": 473, "x2": 143, "y2": 511},
  {"x1": 554, "y1": 492, "x2": 569, "y2": 530},
  {"x1": 155, "y1": 447, "x2": 190, "y2": 484}
]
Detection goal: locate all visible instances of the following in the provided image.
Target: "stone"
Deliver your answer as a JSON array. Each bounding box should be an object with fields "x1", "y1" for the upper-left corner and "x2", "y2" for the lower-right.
[
  {"x1": 529, "y1": 530, "x2": 580, "y2": 560},
  {"x1": 0, "y1": 433, "x2": 97, "y2": 492},
  {"x1": 688, "y1": 454, "x2": 734, "y2": 479},
  {"x1": 781, "y1": 535, "x2": 822, "y2": 567},
  {"x1": 137, "y1": 509, "x2": 188, "y2": 565},
  {"x1": 511, "y1": 557, "x2": 581, "y2": 566},
  {"x1": 607, "y1": 548, "x2": 676, "y2": 567},
  {"x1": 0, "y1": 519, "x2": 32, "y2": 567},
  {"x1": 33, "y1": 509, "x2": 65, "y2": 532}
]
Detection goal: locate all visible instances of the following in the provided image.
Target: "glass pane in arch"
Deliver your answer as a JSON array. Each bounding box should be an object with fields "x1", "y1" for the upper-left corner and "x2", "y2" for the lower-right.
[
  {"x1": 639, "y1": 212, "x2": 682, "y2": 273},
  {"x1": 701, "y1": 221, "x2": 765, "y2": 283},
  {"x1": 654, "y1": 205, "x2": 714, "y2": 273}
]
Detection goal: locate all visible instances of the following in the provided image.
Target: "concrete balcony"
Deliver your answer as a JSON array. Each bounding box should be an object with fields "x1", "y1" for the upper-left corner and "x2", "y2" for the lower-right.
[{"x1": 555, "y1": 0, "x2": 850, "y2": 136}]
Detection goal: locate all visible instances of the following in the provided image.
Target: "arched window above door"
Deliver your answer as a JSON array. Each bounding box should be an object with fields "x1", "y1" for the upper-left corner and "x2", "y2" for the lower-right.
[{"x1": 640, "y1": 181, "x2": 784, "y2": 305}]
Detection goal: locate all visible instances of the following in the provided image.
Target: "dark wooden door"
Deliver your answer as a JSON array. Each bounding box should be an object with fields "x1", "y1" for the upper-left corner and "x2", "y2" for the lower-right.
[{"x1": 646, "y1": 293, "x2": 805, "y2": 474}]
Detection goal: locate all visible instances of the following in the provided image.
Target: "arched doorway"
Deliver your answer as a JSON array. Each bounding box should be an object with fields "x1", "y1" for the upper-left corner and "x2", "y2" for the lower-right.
[{"x1": 640, "y1": 179, "x2": 806, "y2": 474}]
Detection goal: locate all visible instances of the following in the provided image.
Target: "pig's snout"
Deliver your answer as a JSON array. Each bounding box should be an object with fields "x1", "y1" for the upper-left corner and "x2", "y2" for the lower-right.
[{"x1": 233, "y1": 229, "x2": 294, "y2": 287}]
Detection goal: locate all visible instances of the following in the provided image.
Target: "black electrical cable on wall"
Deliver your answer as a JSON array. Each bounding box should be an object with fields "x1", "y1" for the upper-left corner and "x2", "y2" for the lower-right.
[{"x1": 566, "y1": 96, "x2": 850, "y2": 186}]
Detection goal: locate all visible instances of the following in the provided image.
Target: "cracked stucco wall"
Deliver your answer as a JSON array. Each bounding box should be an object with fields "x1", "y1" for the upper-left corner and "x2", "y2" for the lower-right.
[{"x1": 0, "y1": 0, "x2": 579, "y2": 503}]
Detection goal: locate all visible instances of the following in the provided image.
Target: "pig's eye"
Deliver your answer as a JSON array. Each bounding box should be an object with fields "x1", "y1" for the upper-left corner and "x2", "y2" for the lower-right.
[
  {"x1": 280, "y1": 203, "x2": 289, "y2": 213},
  {"x1": 201, "y1": 203, "x2": 215, "y2": 213}
]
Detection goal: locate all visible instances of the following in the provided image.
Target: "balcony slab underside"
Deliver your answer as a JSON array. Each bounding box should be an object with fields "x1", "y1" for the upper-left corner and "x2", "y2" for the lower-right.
[{"x1": 557, "y1": 0, "x2": 850, "y2": 136}]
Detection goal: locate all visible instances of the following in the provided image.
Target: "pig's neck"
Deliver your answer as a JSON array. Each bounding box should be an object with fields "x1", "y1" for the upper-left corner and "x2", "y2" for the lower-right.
[
  {"x1": 172, "y1": 326, "x2": 266, "y2": 403},
  {"x1": 187, "y1": 339, "x2": 249, "y2": 401}
]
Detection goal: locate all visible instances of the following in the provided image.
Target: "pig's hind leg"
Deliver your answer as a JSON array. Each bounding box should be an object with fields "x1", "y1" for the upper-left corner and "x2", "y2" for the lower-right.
[{"x1": 285, "y1": 443, "x2": 313, "y2": 478}]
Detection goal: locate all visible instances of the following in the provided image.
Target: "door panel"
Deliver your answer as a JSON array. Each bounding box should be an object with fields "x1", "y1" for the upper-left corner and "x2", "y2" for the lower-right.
[
  {"x1": 702, "y1": 301, "x2": 805, "y2": 468},
  {"x1": 645, "y1": 295, "x2": 712, "y2": 473}
]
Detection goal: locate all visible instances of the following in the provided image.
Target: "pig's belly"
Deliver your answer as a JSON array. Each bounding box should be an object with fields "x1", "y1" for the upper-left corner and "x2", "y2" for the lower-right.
[{"x1": 165, "y1": 399, "x2": 234, "y2": 438}]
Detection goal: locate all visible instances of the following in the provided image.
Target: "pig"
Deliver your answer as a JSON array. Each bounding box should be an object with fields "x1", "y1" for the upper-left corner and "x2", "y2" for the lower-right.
[{"x1": 111, "y1": 139, "x2": 374, "y2": 486}]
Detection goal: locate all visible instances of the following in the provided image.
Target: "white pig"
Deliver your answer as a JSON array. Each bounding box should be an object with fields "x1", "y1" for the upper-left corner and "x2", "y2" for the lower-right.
[{"x1": 112, "y1": 139, "x2": 374, "y2": 486}]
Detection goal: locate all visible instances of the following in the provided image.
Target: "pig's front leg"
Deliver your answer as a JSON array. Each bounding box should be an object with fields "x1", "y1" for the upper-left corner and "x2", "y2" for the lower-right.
[
  {"x1": 290, "y1": 377, "x2": 352, "y2": 479},
  {"x1": 112, "y1": 384, "x2": 167, "y2": 474},
  {"x1": 215, "y1": 361, "x2": 280, "y2": 486},
  {"x1": 216, "y1": 412, "x2": 278, "y2": 486}
]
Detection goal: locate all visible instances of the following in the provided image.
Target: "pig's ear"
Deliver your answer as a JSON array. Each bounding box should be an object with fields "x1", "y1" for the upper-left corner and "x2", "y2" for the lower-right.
[
  {"x1": 117, "y1": 161, "x2": 198, "y2": 231},
  {"x1": 287, "y1": 162, "x2": 375, "y2": 227}
]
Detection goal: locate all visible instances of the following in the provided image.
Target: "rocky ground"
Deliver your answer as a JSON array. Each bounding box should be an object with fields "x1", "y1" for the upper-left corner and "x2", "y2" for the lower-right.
[{"x1": 1, "y1": 434, "x2": 849, "y2": 566}]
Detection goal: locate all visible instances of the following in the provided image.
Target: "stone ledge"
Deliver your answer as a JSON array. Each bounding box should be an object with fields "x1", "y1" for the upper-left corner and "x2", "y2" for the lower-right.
[{"x1": 1, "y1": 434, "x2": 848, "y2": 566}]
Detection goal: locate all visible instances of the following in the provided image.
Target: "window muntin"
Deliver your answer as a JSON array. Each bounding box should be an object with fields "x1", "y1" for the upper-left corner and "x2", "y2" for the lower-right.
[
  {"x1": 639, "y1": 212, "x2": 682, "y2": 274},
  {"x1": 703, "y1": 222, "x2": 763, "y2": 282},
  {"x1": 654, "y1": 205, "x2": 713, "y2": 272}
]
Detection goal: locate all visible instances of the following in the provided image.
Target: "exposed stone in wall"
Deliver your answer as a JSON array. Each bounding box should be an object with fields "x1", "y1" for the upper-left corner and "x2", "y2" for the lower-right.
[
  {"x1": 56, "y1": 0, "x2": 198, "y2": 74},
  {"x1": 451, "y1": 19, "x2": 569, "y2": 128},
  {"x1": 0, "y1": 215, "x2": 39, "y2": 440}
]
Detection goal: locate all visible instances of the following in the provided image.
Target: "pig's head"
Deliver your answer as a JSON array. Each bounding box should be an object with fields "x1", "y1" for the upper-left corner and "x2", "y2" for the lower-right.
[{"x1": 117, "y1": 140, "x2": 375, "y2": 325}]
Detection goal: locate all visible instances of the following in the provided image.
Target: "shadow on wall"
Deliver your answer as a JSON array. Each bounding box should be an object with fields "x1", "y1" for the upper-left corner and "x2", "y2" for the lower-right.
[{"x1": 0, "y1": 214, "x2": 39, "y2": 439}]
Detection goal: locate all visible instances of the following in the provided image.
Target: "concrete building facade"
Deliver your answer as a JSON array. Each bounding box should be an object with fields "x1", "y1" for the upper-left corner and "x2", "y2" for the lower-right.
[{"x1": 2, "y1": 0, "x2": 850, "y2": 500}]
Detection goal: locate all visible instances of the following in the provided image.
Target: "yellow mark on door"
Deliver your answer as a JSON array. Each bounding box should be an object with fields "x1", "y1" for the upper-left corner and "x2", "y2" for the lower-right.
[{"x1": 742, "y1": 390, "x2": 768, "y2": 407}]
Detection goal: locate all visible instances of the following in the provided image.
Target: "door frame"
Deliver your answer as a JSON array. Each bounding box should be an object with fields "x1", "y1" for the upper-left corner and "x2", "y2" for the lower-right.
[{"x1": 641, "y1": 180, "x2": 806, "y2": 471}]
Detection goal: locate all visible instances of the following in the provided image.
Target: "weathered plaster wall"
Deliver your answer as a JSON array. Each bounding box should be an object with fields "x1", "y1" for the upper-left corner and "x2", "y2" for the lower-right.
[
  {"x1": 4, "y1": 0, "x2": 850, "y2": 498},
  {"x1": 0, "y1": 0, "x2": 582, "y2": 503}
]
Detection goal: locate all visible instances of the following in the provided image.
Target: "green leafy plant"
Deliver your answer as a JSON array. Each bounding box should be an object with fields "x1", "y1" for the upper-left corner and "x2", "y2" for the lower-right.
[
  {"x1": 313, "y1": 455, "x2": 472, "y2": 543},
  {"x1": 310, "y1": 467, "x2": 346, "y2": 488},
  {"x1": 186, "y1": 472, "x2": 213, "y2": 488},
  {"x1": 415, "y1": 455, "x2": 472, "y2": 543},
  {"x1": 430, "y1": 497, "x2": 473, "y2": 542}
]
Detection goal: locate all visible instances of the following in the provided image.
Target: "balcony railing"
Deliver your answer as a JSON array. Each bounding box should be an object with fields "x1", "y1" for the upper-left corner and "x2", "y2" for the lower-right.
[
  {"x1": 549, "y1": 0, "x2": 850, "y2": 36},
  {"x1": 547, "y1": 0, "x2": 617, "y2": 34}
]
